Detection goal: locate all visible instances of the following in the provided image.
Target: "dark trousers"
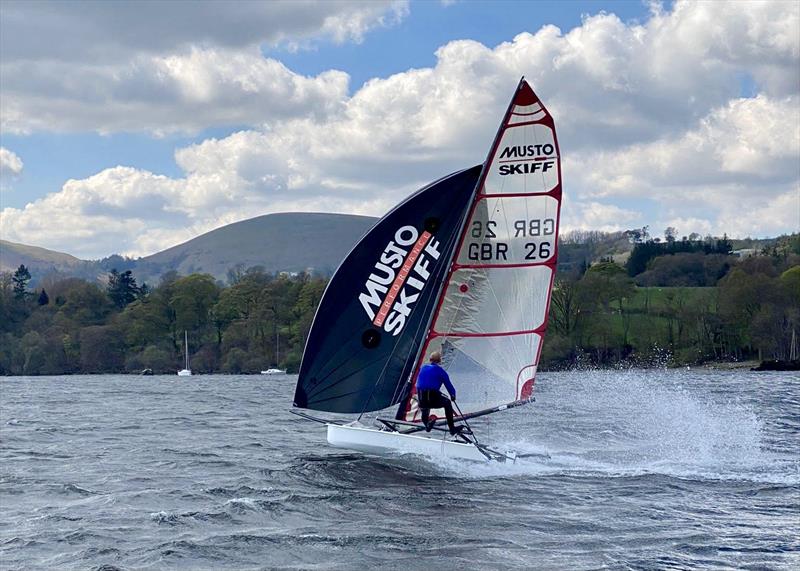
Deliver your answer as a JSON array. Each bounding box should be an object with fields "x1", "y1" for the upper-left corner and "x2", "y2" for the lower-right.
[{"x1": 418, "y1": 390, "x2": 456, "y2": 434}]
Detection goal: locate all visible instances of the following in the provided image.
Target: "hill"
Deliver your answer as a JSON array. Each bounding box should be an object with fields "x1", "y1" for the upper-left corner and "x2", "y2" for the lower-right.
[
  {"x1": 134, "y1": 212, "x2": 377, "y2": 282},
  {"x1": 1, "y1": 213, "x2": 378, "y2": 285},
  {"x1": 0, "y1": 239, "x2": 89, "y2": 276}
]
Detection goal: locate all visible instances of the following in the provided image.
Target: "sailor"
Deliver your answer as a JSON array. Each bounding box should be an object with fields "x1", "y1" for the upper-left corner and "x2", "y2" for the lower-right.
[{"x1": 416, "y1": 351, "x2": 459, "y2": 435}]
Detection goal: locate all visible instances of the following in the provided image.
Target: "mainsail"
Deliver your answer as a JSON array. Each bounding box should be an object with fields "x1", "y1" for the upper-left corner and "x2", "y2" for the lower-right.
[
  {"x1": 294, "y1": 78, "x2": 561, "y2": 426},
  {"x1": 294, "y1": 166, "x2": 482, "y2": 413},
  {"x1": 398, "y1": 78, "x2": 562, "y2": 422}
]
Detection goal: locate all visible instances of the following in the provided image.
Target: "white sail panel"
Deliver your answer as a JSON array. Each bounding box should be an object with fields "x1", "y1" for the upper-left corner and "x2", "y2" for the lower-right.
[
  {"x1": 457, "y1": 195, "x2": 559, "y2": 266},
  {"x1": 433, "y1": 266, "x2": 552, "y2": 335},
  {"x1": 484, "y1": 122, "x2": 558, "y2": 195}
]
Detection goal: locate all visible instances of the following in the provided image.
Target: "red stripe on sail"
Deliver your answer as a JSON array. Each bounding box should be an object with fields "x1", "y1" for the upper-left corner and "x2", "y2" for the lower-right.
[
  {"x1": 497, "y1": 156, "x2": 556, "y2": 164},
  {"x1": 477, "y1": 186, "x2": 562, "y2": 199},
  {"x1": 454, "y1": 260, "x2": 556, "y2": 270},
  {"x1": 502, "y1": 119, "x2": 549, "y2": 129},
  {"x1": 372, "y1": 231, "x2": 432, "y2": 327},
  {"x1": 429, "y1": 325, "x2": 546, "y2": 338}
]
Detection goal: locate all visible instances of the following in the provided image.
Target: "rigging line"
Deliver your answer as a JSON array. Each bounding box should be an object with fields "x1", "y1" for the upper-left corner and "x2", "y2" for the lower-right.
[
  {"x1": 425, "y1": 212, "x2": 482, "y2": 415},
  {"x1": 305, "y1": 385, "x2": 380, "y2": 406},
  {"x1": 451, "y1": 397, "x2": 480, "y2": 445},
  {"x1": 388, "y1": 262, "x2": 449, "y2": 408}
]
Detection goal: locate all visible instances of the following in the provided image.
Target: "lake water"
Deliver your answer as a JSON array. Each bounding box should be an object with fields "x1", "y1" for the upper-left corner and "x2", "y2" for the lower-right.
[{"x1": 1, "y1": 369, "x2": 798, "y2": 570}]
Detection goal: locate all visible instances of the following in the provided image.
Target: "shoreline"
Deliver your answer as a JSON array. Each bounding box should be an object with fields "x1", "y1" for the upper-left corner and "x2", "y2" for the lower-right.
[{"x1": 3, "y1": 359, "x2": 790, "y2": 377}]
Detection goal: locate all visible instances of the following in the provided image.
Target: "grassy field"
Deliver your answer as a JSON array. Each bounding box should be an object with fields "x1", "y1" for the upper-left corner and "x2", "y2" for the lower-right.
[{"x1": 563, "y1": 286, "x2": 721, "y2": 364}]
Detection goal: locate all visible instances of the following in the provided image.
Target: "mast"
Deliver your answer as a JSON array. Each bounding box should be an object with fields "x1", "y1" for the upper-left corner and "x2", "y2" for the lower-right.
[{"x1": 184, "y1": 330, "x2": 189, "y2": 370}]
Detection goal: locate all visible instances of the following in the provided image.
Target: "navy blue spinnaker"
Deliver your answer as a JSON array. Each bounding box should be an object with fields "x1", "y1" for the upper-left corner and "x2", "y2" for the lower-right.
[{"x1": 293, "y1": 166, "x2": 481, "y2": 413}]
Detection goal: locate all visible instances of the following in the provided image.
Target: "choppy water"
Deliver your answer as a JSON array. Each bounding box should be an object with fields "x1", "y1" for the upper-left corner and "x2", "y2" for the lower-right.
[{"x1": 1, "y1": 369, "x2": 798, "y2": 570}]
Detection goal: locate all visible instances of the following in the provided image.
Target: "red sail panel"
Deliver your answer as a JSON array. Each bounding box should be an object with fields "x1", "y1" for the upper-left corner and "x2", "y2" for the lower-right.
[{"x1": 402, "y1": 79, "x2": 562, "y2": 421}]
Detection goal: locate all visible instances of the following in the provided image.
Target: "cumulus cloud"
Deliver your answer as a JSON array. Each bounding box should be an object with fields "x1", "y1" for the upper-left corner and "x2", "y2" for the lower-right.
[
  {"x1": 1, "y1": 0, "x2": 798, "y2": 257},
  {"x1": 2, "y1": 49, "x2": 351, "y2": 134},
  {"x1": 1, "y1": 0, "x2": 408, "y2": 134},
  {"x1": 562, "y1": 200, "x2": 641, "y2": 233},
  {"x1": 0, "y1": 1, "x2": 408, "y2": 61},
  {"x1": 3, "y1": 0, "x2": 797, "y2": 137},
  {"x1": 0, "y1": 147, "x2": 24, "y2": 177},
  {"x1": 570, "y1": 94, "x2": 800, "y2": 236},
  {"x1": 575, "y1": 94, "x2": 799, "y2": 194}
]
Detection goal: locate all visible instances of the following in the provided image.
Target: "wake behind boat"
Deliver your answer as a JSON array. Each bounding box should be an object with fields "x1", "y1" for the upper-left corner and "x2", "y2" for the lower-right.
[{"x1": 291, "y1": 78, "x2": 562, "y2": 462}]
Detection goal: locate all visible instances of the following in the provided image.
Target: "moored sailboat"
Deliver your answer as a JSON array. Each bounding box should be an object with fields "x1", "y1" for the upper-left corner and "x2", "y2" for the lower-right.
[
  {"x1": 261, "y1": 329, "x2": 286, "y2": 374},
  {"x1": 291, "y1": 79, "x2": 561, "y2": 462},
  {"x1": 177, "y1": 330, "x2": 192, "y2": 376}
]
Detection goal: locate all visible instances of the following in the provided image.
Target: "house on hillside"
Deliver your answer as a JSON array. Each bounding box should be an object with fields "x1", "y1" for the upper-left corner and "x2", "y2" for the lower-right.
[{"x1": 732, "y1": 248, "x2": 759, "y2": 258}]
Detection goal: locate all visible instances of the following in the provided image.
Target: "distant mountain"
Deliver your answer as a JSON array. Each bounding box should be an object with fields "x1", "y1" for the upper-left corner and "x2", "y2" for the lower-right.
[
  {"x1": 0, "y1": 239, "x2": 89, "y2": 276},
  {"x1": 1, "y1": 213, "x2": 378, "y2": 285},
  {"x1": 134, "y1": 213, "x2": 377, "y2": 283}
]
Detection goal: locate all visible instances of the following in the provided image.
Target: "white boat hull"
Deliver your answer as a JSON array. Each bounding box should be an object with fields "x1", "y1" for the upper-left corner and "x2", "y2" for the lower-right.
[
  {"x1": 326, "y1": 423, "x2": 489, "y2": 462},
  {"x1": 177, "y1": 369, "x2": 192, "y2": 376}
]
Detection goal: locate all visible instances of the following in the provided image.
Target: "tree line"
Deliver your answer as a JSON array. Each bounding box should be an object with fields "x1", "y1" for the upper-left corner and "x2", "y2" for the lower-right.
[
  {"x1": 545, "y1": 250, "x2": 800, "y2": 367},
  {"x1": 0, "y1": 266, "x2": 325, "y2": 375},
  {"x1": 1, "y1": 236, "x2": 798, "y2": 375}
]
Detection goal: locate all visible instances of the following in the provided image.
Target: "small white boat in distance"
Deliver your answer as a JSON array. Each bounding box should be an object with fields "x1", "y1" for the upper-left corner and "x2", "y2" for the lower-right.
[
  {"x1": 178, "y1": 330, "x2": 192, "y2": 376},
  {"x1": 261, "y1": 368, "x2": 287, "y2": 375}
]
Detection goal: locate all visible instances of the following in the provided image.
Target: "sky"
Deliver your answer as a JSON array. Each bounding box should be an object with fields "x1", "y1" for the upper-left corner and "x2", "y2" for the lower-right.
[{"x1": 0, "y1": 0, "x2": 798, "y2": 259}]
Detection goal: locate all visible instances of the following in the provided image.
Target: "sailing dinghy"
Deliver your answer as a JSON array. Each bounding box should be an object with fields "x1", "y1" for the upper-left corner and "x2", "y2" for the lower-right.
[{"x1": 291, "y1": 79, "x2": 561, "y2": 462}]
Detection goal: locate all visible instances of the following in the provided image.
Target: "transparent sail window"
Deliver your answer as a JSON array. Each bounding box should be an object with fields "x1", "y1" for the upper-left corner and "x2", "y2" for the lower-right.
[{"x1": 433, "y1": 266, "x2": 552, "y2": 336}]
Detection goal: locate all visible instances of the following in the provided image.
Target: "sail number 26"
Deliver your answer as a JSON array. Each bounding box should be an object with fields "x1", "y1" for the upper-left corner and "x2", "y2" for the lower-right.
[{"x1": 467, "y1": 218, "x2": 556, "y2": 262}]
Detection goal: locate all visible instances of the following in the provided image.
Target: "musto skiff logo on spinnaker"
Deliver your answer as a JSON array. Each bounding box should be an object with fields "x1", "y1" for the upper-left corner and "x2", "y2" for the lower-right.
[{"x1": 359, "y1": 225, "x2": 441, "y2": 336}]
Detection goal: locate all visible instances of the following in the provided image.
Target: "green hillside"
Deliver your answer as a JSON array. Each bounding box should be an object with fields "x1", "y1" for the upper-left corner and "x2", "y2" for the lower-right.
[
  {"x1": 0, "y1": 239, "x2": 87, "y2": 275},
  {"x1": 1, "y1": 213, "x2": 378, "y2": 285}
]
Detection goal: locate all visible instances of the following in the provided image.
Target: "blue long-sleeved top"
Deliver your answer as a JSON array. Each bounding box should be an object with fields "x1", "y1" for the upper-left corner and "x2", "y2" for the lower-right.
[{"x1": 416, "y1": 363, "x2": 456, "y2": 397}]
